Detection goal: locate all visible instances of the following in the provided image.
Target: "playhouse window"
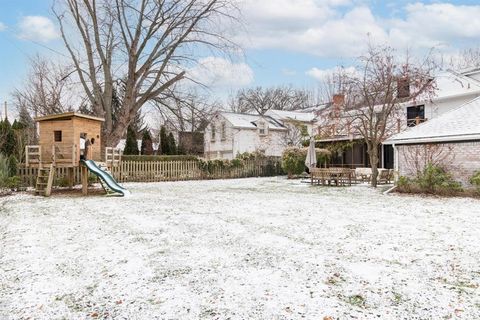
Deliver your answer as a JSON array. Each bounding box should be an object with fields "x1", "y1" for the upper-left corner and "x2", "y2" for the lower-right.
[{"x1": 54, "y1": 131, "x2": 62, "y2": 142}]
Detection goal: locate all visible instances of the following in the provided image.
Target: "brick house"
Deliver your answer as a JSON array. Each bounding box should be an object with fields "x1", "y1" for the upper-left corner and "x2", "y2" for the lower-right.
[
  {"x1": 315, "y1": 69, "x2": 480, "y2": 169},
  {"x1": 384, "y1": 96, "x2": 480, "y2": 187}
]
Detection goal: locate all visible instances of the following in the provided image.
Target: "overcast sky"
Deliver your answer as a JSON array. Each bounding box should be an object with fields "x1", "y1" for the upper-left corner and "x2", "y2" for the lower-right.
[{"x1": 1, "y1": 0, "x2": 480, "y2": 117}]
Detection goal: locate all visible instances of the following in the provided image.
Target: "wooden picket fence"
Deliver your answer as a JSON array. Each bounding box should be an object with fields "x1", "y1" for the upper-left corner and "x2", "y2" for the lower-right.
[
  {"x1": 110, "y1": 159, "x2": 283, "y2": 183},
  {"x1": 17, "y1": 159, "x2": 283, "y2": 186}
]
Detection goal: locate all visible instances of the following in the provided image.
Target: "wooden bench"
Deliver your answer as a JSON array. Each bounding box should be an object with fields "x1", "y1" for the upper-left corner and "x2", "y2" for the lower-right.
[{"x1": 310, "y1": 168, "x2": 354, "y2": 186}]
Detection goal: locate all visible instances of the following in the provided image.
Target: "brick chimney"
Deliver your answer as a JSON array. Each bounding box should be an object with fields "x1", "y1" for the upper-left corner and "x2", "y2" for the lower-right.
[
  {"x1": 332, "y1": 94, "x2": 345, "y2": 106},
  {"x1": 332, "y1": 94, "x2": 345, "y2": 116},
  {"x1": 397, "y1": 77, "x2": 410, "y2": 98}
]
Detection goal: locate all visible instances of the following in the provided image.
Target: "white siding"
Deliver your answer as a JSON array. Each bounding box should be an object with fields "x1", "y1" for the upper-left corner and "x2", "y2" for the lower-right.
[{"x1": 204, "y1": 113, "x2": 287, "y2": 160}]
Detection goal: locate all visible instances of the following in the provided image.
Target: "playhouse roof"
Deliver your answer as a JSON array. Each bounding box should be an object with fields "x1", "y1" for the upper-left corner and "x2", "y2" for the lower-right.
[{"x1": 35, "y1": 112, "x2": 105, "y2": 122}]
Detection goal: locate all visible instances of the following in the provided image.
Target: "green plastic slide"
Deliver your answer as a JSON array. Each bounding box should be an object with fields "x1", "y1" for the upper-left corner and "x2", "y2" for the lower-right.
[{"x1": 81, "y1": 160, "x2": 130, "y2": 196}]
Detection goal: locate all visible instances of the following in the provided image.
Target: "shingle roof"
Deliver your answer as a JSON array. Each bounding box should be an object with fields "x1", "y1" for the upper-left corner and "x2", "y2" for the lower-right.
[
  {"x1": 385, "y1": 96, "x2": 480, "y2": 144},
  {"x1": 265, "y1": 109, "x2": 317, "y2": 123},
  {"x1": 434, "y1": 70, "x2": 480, "y2": 99},
  {"x1": 220, "y1": 112, "x2": 285, "y2": 130}
]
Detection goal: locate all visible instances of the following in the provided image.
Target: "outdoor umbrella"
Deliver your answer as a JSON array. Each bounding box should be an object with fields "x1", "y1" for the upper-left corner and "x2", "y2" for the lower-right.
[{"x1": 305, "y1": 138, "x2": 317, "y2": 170}]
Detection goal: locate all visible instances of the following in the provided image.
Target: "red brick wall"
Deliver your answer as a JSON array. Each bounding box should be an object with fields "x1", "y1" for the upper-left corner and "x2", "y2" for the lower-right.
[{"x1": 397, "y1": 141, "x2": 480, "y2": 187}]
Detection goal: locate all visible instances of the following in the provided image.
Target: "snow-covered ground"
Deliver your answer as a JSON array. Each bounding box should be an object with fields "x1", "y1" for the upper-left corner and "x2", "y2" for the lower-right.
[{"x1": 1, "y1": 177, "x2": 479, "y2": 319}]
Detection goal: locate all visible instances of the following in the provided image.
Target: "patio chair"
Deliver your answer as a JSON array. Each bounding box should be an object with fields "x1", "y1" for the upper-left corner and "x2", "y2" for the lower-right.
[
  {"x1": 355, "y1": 167, "x2": 372, "y2": 183},
  {"x1": 378, "y1": 169, "x2": 391, "y2": 184}
]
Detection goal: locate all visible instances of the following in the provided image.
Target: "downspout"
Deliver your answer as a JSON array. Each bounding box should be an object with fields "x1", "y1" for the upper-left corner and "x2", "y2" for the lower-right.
[{"x1": 393, "y1": 143, "x2": 399, "y2": 183}]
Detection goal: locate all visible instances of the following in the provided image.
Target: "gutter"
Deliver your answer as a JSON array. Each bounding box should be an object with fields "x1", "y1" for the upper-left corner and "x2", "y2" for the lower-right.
[{"x1": 384, "y1": 134, "x2": 480, "y2": 145}]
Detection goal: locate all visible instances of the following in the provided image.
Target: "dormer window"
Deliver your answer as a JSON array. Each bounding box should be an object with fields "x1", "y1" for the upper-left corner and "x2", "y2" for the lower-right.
[
  {"x1": 258, "y1": 121, "x2": 267, "y2": 136},
  {"x1": 407, "y1": 105, "x2": 425, "y2": 127}
]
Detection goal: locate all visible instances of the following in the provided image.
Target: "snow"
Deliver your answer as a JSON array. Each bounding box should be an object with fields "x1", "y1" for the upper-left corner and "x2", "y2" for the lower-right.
[
  {"x1": 220, "y1": 112, "x2": 286, "y2": 130},
  {"x1": 434, "y1": 70, "x2": 480, "y2": 100},
  {"x1": 1, "y1": 177, "x2": 479, "y2": 319},
  {"x1": 385, "y1": 95, "x2": 480, "y2": 144},
  {"x1": 266, "y1": 109, "x2": 317, "y2": 123}
]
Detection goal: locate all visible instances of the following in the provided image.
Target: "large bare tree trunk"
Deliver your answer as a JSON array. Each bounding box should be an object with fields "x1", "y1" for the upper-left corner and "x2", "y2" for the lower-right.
[
  {"x1": 54, "y1": 0, "x2": 239, "y2": 148},
  {"x1": 367, "y1": 142, "x2": 379, "y2": 188}
]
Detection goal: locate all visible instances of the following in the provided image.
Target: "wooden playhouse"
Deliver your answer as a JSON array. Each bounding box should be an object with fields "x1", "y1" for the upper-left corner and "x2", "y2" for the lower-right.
[{"x1": 25, "y1": 112, "x2": 111, "y2": 196}]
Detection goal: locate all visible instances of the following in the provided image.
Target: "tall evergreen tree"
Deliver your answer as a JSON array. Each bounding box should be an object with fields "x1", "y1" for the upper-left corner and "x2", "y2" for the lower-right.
[
  {"x1": 7, "y1": 154, "x2": 17, "y2": 177},
  {"x1": 0, "y1": 118, "x2": 16, "y2": 156},
  {"x1": 141, "y1": 129, "x2": 154, "y2": 155},
  {"x1": 17, "y1": 105, "x2": 37, "y2": 144},
  {"x1": 159, "y1": 126, "x2": 169, "y2": 155},
  {"x1": 123, "y1": 125, "x2": 139, "y2": 155},
  {"x1": 167, "y1": 132, "x2": 177, "y2": 155}
]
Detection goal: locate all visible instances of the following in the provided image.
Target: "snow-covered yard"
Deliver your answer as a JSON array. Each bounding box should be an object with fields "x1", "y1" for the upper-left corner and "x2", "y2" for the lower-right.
[{"x1": 1, "y1": 177, "x2": 479, "y2": 319}]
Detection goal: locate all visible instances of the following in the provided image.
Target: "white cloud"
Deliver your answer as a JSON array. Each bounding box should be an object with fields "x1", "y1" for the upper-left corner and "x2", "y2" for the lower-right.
[
  {"x1": 306, "y1": 66, "x2": 357, "y2": 82},
  {"x1": 0, "y1": 22, "x2": 6, "y2": 32},
  {"x1": 238, "y1": 2, "x2": 480, "y2": 58},
  {"x1": 18, "y1": 16, "x2": 59, "y2": 42},
  {"x1": 239, "y1": 1, "x2": 387, "y2": 58},
  {"x1": 388, "y1": 3, "x2": 480, "y2": 49},
  {"x1": 189, "y1": 57, "x2": 254, "y2": 88}
]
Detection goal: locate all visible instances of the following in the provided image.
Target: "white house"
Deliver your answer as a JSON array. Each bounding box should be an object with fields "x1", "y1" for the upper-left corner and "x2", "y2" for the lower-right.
[
  {"x1": 204, "y1": 112, "x2": 286, "y2": 159},
  {"x1": 265, "y1": 109, "x2": 317, "y2": 135},
  {"x1": 385, "y1": 96, "x2": 480, "y2": 186},
  {"x1": 403, "y1": 69, "x2": 480, "y2": 126},
  {"x1": 204, "y1": 110, "x2": 317, "y2": 160},
  {"x1": 314, "y1": 68, "x2": 480, "y2": 169}
]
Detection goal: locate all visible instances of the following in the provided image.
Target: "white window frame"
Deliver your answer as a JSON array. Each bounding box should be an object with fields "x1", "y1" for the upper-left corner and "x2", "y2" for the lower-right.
[
  {"x1": 258, "y1": 121, "x2": 268, "y2": 136},
  {"x1": 221, "y1": 122, "x2": 226, "y2": 141},
  {"x1": 211, "y1": 125, "x2": 216, "y2": 142}
]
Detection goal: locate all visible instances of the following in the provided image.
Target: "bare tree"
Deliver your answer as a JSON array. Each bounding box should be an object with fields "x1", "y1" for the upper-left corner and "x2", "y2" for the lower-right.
[
  {"x1": 354, "y1": 45, "x2": 436, "y2": 186},
  {"x1": 318, "y1": 44, "x2": 436, "y2": 187},
  {"x1": 282, "y1": 121, "x2": 309, "y2": 147},
  {"x1": 12, "y1": 55, "x2": 75, "y2": 117},
  {"x1": 443, "y1": 47, "x2": 480, "y2": 70},
  {"x1": 316, "y1": 67, "x2": 358, "y2": 107},
  {"x1": 229, "y1": 86, "x2": 317, "y2": 114},
  {"x1": 153, "y1": 89, "x2": 218, "y2": 133},
  {"x1": 54, "y1": 0, "x2": 239, "y2": 148},
  {"x1": 400, "y1": 144, "x2": 455, "y2": 177}
]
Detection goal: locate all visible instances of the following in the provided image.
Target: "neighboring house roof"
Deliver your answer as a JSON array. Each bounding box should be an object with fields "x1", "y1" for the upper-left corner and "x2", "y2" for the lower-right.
[
  {"x1": 265, "y1": 109, "x2": 317, "y2": 123},
  {"x1": 385, "y1": 96, "x2": 480, "y2": 145},
  {"x1": 219, "y1": 112, "x2": 286, "y2": 130}
]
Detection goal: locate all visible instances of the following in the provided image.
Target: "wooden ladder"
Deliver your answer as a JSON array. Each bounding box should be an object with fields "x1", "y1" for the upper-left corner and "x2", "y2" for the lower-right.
[{"x1": 35, "y1": 164, "x2": 55, "y2": 197}]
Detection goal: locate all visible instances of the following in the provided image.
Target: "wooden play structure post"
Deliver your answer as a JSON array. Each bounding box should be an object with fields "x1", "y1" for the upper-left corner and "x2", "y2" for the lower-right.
[
  {"x1": 81, "y1": 166, "x2": 89, "y2": 195},
  {"x1": 24, "y1": 112, "x2": 105, "y2": 196}
]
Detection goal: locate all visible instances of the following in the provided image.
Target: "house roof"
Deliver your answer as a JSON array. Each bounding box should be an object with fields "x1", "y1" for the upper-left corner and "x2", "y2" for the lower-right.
[
  {"x1": 384, "y1": 96, "x2": 480, "y2": 145},
  {"x1": 116, "y1": 139, "x2": 160, "y2": 152},
  {"x1": 35, "y1": 112, "x2": 105, "y2": 122},
  {"x1": 220, "y1": 112, "x2": 286, "y2": 130},
  {"x1": 432, "y1": 70, "x2": 480, "y2": 100},
  {"x1": 265, "y1": 109, "x2": 317, "y2": 123}
]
